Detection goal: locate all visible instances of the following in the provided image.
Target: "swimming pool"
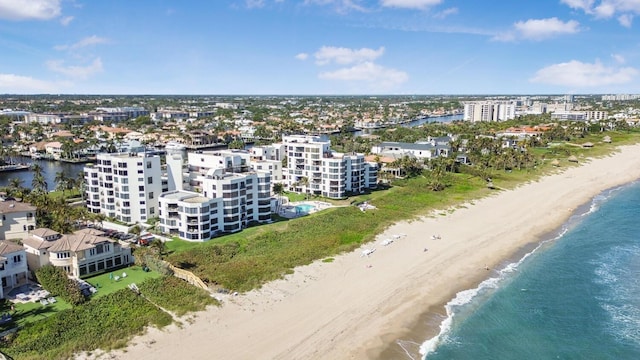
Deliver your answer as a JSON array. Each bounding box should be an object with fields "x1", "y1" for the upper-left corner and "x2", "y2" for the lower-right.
[{"x1": 295, "y1": 204, "x2": 316, "y2": 214}]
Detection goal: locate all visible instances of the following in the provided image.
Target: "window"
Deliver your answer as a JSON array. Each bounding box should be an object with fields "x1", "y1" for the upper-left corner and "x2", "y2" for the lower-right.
[
  {"x1": 147, "y1": 176, "x2": 153, "y2": 184},
  {"x1": 149, "y1": 207, "x2": 155, "y2": 215},
  {"x1": 139, "y1": 185, "x2": 145, "y2": 191},
  {"x1": 147, "y1": 161, "x2": 152, "y2": 169},
  {"x1": 13, "y1": 254, "x2": 22, "y2": 263},
  {"x1": 149, "y1": 192, "x2": 154, "y2": 199}
]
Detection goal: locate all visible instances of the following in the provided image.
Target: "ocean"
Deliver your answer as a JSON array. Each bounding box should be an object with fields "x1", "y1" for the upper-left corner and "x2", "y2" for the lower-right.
[{"x1": 418, "y1": 181, "x2": 640, "y2": 359}]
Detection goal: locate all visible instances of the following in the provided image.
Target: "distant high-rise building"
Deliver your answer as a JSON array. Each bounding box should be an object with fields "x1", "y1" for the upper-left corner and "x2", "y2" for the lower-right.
[{"x1": 463, "y1": 101, "x2": 515, "y2": 122}]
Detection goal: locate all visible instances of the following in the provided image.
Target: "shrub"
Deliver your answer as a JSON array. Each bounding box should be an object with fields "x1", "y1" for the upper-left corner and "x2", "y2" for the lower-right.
[{"x1": 35, "y1": 265, "x2": 86, "y2": 306}]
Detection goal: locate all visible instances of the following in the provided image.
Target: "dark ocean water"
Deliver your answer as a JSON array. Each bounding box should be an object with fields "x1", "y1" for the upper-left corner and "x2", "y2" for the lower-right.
[{"x1": 421, "y1": 181, "x2": 640, "y2": 359}]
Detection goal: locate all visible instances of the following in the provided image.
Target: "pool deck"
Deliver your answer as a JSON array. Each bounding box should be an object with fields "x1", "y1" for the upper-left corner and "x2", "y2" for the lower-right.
[{"x1": 278, "y1": 201, "x2": 333, "y2": 219}]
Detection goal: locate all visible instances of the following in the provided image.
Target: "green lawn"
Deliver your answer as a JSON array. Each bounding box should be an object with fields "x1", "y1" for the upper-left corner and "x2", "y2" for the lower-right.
[
  {"x1": 84, "y1": 266, "x2": 162, "y2": 299},
  {"x1": 0, "y1": 297, "x2": 72, "y2": 333}
]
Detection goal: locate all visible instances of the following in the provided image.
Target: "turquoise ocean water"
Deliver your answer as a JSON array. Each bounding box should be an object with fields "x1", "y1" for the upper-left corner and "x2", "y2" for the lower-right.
[{"x1": 419, "y1": 181, "x2": 640, "y2": 359}]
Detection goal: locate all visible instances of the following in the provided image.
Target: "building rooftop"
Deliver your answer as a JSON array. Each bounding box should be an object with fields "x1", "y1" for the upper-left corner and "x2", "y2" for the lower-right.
[
  {"x1": 0, "y1": 201, "x2": 36, "y2": 214},
  {"x1": 0, "y1": 240, "x2": 24, "y2": 255}
]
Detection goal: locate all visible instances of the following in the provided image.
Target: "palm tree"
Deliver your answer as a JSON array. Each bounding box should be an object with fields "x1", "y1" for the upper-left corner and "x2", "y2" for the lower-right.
[
  {"x1": 54, "y1": 171, "x2": 69, "y2": 194},
  {"x1": 273, "y1": 182, "x2": 285, "y2": 212},
  {"x1": 299, "y1": 177, "x2": 309, "y2": 199},
  {"x1": 7, "y1": 177, "x2": 25, "y2": 198},
  {"x1": 31, "y1": 163, "x2": 48, "y2": 193}
]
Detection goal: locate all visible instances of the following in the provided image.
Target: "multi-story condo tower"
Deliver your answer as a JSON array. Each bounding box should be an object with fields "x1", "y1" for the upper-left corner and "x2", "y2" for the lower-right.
[
  {"x1": 159, "y1": 168, "x2": 272, "y2": 241},
  {"x1": 160, "y1": 150, "x2": 272, "y2": 241},
  {"x1": 463, "y1": 101, "x2": 516, "y2": 122},
  {"x1": 280, "y1": 135, "x2": 377, "y2": 199},
  {"x1": 84, "y1": 152, "x2": 162, "y2": 224}
]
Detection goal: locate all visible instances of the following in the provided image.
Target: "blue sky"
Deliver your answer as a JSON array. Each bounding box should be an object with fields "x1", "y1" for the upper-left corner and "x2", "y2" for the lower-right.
[{"x1": 1, "y1": 0, "x2": 639, "y2": 95}]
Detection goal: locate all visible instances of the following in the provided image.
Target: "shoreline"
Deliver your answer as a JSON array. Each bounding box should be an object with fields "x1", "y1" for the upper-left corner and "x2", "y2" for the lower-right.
[
  {"x1": 370, "y1": 192, "x2": 609, "y2": 360},
  {"x1": 92, "y1": 144, "x2": 640, "y2": 360}
]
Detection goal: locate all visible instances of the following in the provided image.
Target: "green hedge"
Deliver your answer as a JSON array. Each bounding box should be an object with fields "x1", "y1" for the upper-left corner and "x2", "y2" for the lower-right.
[{"x1": 1, "y1": 289, "x2": 172, "y2": 360}]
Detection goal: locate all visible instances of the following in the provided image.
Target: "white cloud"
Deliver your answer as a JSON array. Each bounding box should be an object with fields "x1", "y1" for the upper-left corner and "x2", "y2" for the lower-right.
[
  {"x1": 494, "y1": 18, "x2": 580, "y2": 41},
  {"x1": 434, "y1": 7, "x2": 458, "y2": 18},
  {"x1": 594, "y1": 2, "x2": 616, "y2": 17},
  {"x1": 618, "y1": 13, "x2": 633, "y2": 27},
  {"x1": 54, "y1": 35, "x2": 109, "y2": 51},
  {"x1": 314, "y1": 46, "x2": 385, "y2": 65},
  {"x1": 611, "y1": 53, "x2": 626, "y2": 63},
  {"x1": 380, "y1": 0, "x2": 442, "y2": 9},
  {"x1": 562, "y1": 0, "x2": 640, "y2": 26},
  {"x1": 0, "y1": 0, "x2": 61, "y2": 20},
  {"x1": 319, "y1": 61, "x2": 408, "y2": 90},
  {"x1": 0, "y1": 73, "x2": 58, "y2": 93},
  {"x1": 295, "y1": 53, "x2": 309, "y2": 60},
  {"x1": 246, "y1": 0, "x2": 265, "y2": 9},
  {"x1": 561, "y1": 0, "x2": 595, "y2": 12},
  {"x1": 303, "y1": 0, "x2": 366, "y2": 13},
  {"x1": 47, "y1": 57, "x2": 103, "y2": 80},
  {"x1": 59, "y1": 15, "x2": 73, "y2": 26},
  {"x1": 530, "y1": 60, "x2": 638, "y2": 87}
]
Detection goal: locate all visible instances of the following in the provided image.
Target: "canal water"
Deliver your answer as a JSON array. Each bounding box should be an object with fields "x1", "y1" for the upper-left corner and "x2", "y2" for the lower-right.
[
  {"x1": 353, "y1": 114, "x2": 463, "y2": 136},
  {"x1": 0, "y1": 157, "x2": 87, "y2": 191}
]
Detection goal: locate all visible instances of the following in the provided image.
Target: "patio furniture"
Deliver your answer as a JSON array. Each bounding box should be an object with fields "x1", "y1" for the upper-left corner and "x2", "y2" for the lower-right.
[
  {"x1": 48, "y1": 297, "x2": 56, "y2": 303},
  {"x1": 40, "y1": 299, "x2": 49, "y2": 306},
  {"x1": 122, "y1": 272, "x2": 127, "y2": 278}
]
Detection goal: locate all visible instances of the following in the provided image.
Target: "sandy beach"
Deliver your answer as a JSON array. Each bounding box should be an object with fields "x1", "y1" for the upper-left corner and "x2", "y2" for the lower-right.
[{"x1": 96, "y1": 144, "x2": 640, "y2": 360}]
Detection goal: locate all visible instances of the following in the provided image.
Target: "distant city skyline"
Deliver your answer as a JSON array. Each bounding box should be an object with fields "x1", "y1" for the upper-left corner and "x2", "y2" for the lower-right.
[{"x1": 1, "y1": 0, "x2": 640, "y2": 95}]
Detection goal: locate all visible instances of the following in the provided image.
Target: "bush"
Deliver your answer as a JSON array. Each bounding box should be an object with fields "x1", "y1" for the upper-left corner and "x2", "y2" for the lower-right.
[
  {"x1": 35, "y1": 265, "x2": 86, "y2": 306},
  {"x1": 1, "y1": 289, "x2": 172, "y2": 359},
  {"x1": 138, "y1": 276, "x2": 218, "y2": 316}
]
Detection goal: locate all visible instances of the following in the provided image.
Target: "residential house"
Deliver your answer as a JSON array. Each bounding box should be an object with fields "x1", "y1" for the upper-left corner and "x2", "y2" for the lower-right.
[
  {"x1": 0, "y1": 200, "x2": 36, "y2": 240},
  {"x1": 0, "y1": 241, "x2": 28, "y2": 299},
  {"x1": 22, "y1": 228, "x2": 133, "y2": 278}
]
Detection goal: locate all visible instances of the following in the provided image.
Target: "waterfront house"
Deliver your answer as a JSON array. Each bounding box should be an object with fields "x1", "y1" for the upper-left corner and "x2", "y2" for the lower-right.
[
  {"x1": 0, "y1": 240, "x2": 29, "y2": 299},
  {"x1": 0, "y1": 200, "x2": 36, "y2": 241},
  {"x1": 22, "y1": 228, "x2": 133, "y2": 278},
  {"x1": 371, "y1": 140, "x2": 452, "y2": 160},
  {"x1": 44, "y1": 141, "x2": 63, "y2": 160}
]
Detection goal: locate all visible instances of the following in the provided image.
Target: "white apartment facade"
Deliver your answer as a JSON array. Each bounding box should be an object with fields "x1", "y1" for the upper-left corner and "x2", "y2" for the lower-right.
[
  {"x1": 159, "y1": 169, "x2": 272, "y2": 241},
  {"x1": 464, "y1": 101, "x2": 516, "y2": 122},
  {"x1": 84, "y1": 152, "x2": 162, "y2": 224},
  {"x1": 279, "y1": 135, "x2": 377, "y2": 199}
]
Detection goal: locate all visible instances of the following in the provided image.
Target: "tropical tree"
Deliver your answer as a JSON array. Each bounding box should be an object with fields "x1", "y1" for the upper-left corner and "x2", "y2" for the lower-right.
[
  {"x1": 7, "y1": 177, "x2": 25, "y2": 198},
  {"x1": 31, "y1": 163, "x2": 48, "y2": 194},
  {"x1": 273, "y1": 182, "x2": 284, "y2": 212},
  {"x1": 299, "y1": 176, "x2": 309, "y2": 199},
  {"x1": 54, "y1": 171, "x2": 69, "y2": 194}
]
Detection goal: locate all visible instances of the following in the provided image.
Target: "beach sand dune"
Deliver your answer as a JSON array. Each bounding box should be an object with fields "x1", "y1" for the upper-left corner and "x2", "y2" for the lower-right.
[{"x1": 94, "y1": 145, "x2": 640, "y2": 360}]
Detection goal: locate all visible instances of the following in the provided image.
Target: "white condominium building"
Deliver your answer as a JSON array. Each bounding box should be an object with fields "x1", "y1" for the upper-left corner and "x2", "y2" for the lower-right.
[
  {"x1": 464, "y1": 101, "x2": 516, "y2": 122},
  {"x1": 280, "y1": 135, "x2": 377, "y2": 199},
  {"x1": 159, "y1": 168, "x2": 272, "y2": 241},
  {"x1": 84, "y1": 152, "x2": 162, "y2": 224}
]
